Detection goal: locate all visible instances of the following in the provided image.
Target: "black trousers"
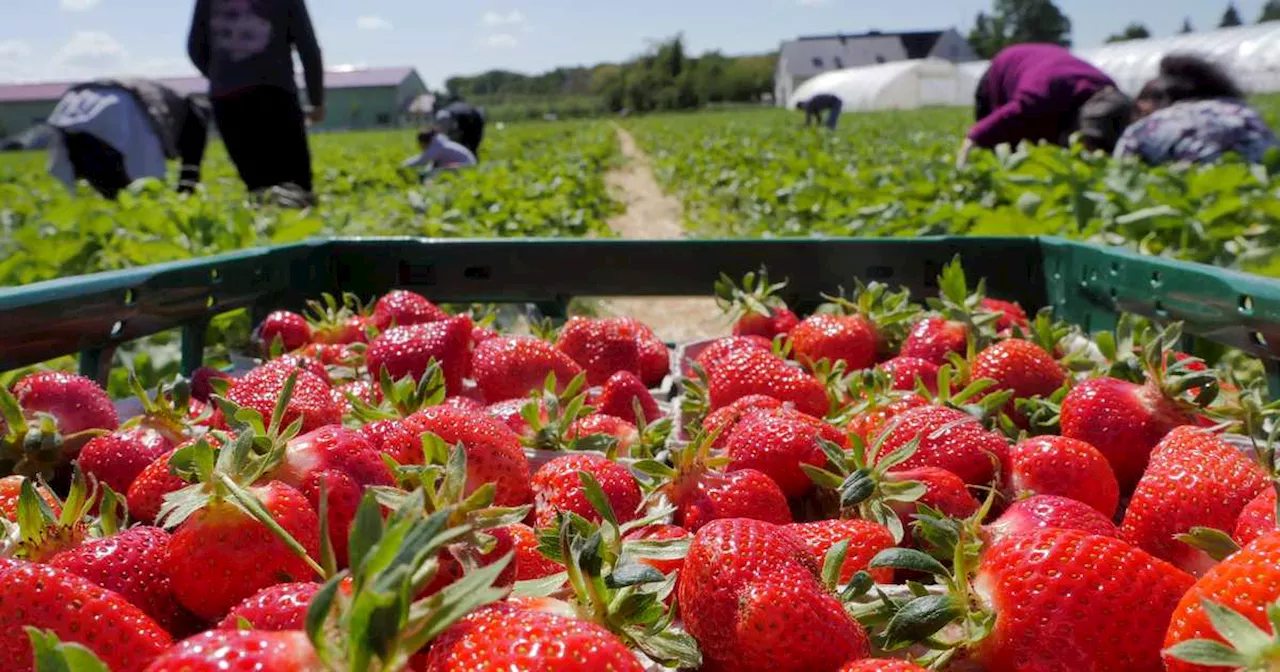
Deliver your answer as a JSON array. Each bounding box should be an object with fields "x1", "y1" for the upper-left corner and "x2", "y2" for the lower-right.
[
  {"x1": 212, "y1": 86, "x2": 313, "y2": 192},
  {"x1": 64, "y1": 132, "x2": 130, "y2": 199}
]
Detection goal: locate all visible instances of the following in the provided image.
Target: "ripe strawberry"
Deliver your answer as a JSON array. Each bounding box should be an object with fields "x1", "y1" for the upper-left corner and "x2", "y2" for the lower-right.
[
  {"x1": 1060, "y1": 376, "x2": 1193, "y2": 490},
  {"x1": 556, "y1": 317, "x2": 643, "y2": 386},
  {"x1": 485, "y1": 398, "x2": 544, "y2": 439},
  {"x1": 674, "y1": 466, "x2": 792, "y2": 532},
  {"x1": 846, "y1": 393, "x2": 929, "y2": 443},
  {"x1": 365, "y1": 315, "x2": 474, "y2": 394},
  {"x1": 225, "y1": 364, "x2": 341, "y2": 434},
  {"x1": 790, "y1": 314, "x2": 879, "y2": 370},
  {"x1": 1163, "y1": 531, "x2": 1280, "y2": 672},
  {"x1": 164, "y1": 480, "x2": 321, "y2": 621},
  {"x1": 567, "y1": 414, "x2": 639, "y2": 455},
  {"x1": 356, "y1": 419, "x2": 419, "y2": 465},
  {"x1": 879, "y1": 356, "x2": 941, "y2": 393},
  {"x1": 702, "y1": 394, "x2": 784, "y2": 447},
  {"x1": 78, "y1": 426, "x2": 175, "y2": 495},
  {"x1": 887, "y1": 467, "x2": 980, "y2": 521},
  {"x1": 370, "y1": 289, "x2": 448, "y2": 331},
  {"x1": 707, "y1": 348, "x2": 829, "y2": 419},
  {"x1": 985, "y1": 495, "x2": 1120, "y2": 544},
  {"x1": 143, "y1": 630, "x2": 320, "y2": 671},
  {"x1": 423, "y1": 602, "x2": 645, "y2": 672},
  {"x1": 624, "y1": 524, "x2": 690, "y2": 576},
  {"x1": 981, "y1": 298, "x2": 1029, "y2": 331},
  {"x1": 841, "y1": 660, "x2": 929, "y2": 672},
  {"x1": 217, "y1": 582, "x2": 321, "y2": 631},
  {"x1": 594, "y1": 370, "x2": 660, "y2": 426},
  {"x1": 690, "y1": 335, "x2": 774, "y2": 376},
  {"x1": 127, "y1": 447, "x2": 187, "y2": 525},
  {"x1": 257, "y1": 310, "x2": 311, "y2": 352},
  {"x1": 50, "y1": 526, "x2": 197, "y2": 636},
  {"x1": 972, "y1": 339, "x2": 1065, "y2": 403},
  {"x1": 190, "y1": 366, "x2": 231, "y2": 403},
  {"x1": 1121, "y1": 427, "x2": 1267, "y2": 576},
  {"x1": 421, "y1": 524, "x2": 517, "y2": 598},
  {"x1": 443, "y1": 395, "x2": 486, "y2": 413},
  {"x1": 679, "y1": 518, "x2": 871, "y2": 672},
  {"x1": 509, "y1": 522, "x2": 563, "y2": 581},
  {"x1": 531, "y1": 454, "x2": 642, "y2": 527},
  {"x1": 726, "y1": 409, "x2": 831, "y2": 497},
  {"x1": 1003, "y1": 435, "x2": 1120, "y2": 517},
  {"x1": 2, "y1": 372, "x2": 119, "y2": 477},
  {"x1": 471, "y1": 335, "x2": 584, "y2": 402},
  {"x1": 260, "y1": 353, "x2": 331, "y2": 384},
  {"x1": 10, "y1": 371, "x2": 118, "y2": 436},
  {"x1": 899, "y1": 317, "x2": 968, "y2": 365},
  {"x1": 1233, "y1": 488, "x2": 1276, "y2": 546},
  {"x1": 0, "y1": 562, "x2": 172, "y2": 672},
  {"x1": 0, "y1": 475, "x2": 59, "y2": 520},
  {"x1": 877, "y1": 404, "x2": 1010, "y2": 487},
  {"x1": 970, "y1": 529, "x2": 1194, "y2": 672},
  {"x1": 737, "y1": 307, "x2": 800, "y2": 339},
  {"x1": 786, "y1": 519, "x2": 896, "y2": 583},
  {"x1": 626, "y1": 319, "x2": 671, "y2": 387},
  {"x1": 298, "y1": 341, "x2": 360, "y2": 367},
  {"x1": 400, "y1": 405, "x2": 533, "y2": 506}
]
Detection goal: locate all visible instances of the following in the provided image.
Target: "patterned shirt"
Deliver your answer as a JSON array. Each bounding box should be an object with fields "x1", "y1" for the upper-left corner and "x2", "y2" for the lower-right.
[{"x1": 1115, "y1": 98, "x2": 1279, "y2": 165}]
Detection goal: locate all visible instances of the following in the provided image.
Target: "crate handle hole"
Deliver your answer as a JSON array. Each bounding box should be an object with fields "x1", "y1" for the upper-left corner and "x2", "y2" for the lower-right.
[
  {"x1": 1240, "y1": 295, "x2": 1255, "y2": 315},
  {"x1": 110, "y1": 321, "x2": 125, "y2": 338},
  {"x1": 1251, "y1": 331, "x2": 1269, "y2": 348},
  {"x1": 1151, "y1": 271, "x2": 1163, "y2": 287},
  {"x1": 123, "y1": 289, "x2": 136, "y2": 306}
]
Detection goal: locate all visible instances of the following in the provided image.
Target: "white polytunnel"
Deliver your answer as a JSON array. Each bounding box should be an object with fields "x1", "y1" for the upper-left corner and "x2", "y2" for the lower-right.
[{"x1": 791, "y1": 58, "x2": 979, "y2": 111}]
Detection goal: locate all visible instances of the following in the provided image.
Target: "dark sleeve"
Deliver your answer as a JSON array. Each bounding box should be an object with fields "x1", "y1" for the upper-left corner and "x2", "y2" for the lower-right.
[
  {"x1": 290, "y1": 0, "x2": 325, "y2": 107},
  {"x1": 177, "y1": 98, "x2": 210, "y2": 191},
  {"x1": 187, "y1": 0, "x2": 211, "y2": 77}
]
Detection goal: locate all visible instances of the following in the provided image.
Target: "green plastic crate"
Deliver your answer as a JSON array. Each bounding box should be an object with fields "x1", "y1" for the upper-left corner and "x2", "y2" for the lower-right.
[{"x1": 1, "y1": 236, "x2": 1277, "y2": 393}]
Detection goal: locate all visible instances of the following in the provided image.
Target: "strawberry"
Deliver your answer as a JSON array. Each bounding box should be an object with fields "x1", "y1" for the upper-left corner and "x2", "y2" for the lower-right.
[
  {"x1": 509, "y1": 522, "x2": 563, "y2": 581},
  {"x1": 261, "y1": 353, "x2": 331, "y2": 383},
  {"x1": 790, "y1": 313, "x2": 879, "y2": 371},
  {"x1": 442, "y1": 395, "x2": 486, "y2": 413},
  {"x1": 566, "y1": 414, "x2": 639, "y2": 455},
  {"x1": 1163, "y1": 531, "x2": 1280, "y2": 671},
  {"x1": 471, "y1": 335, "x2": 584, "y2": 402},
  {"x1": 624, "y1": 523, "x2": 690, "y2": 576},
  {"x1": 879, "y1": 356, "x2": 941, "y2": 393},
  {"x1": 887, "y1": 467, "x2": 980, "y2": 521},
  {"x1": 78, "y1": 426, "x2": 175, "y2": 496},
  {"x1": 981, "y1": 298, "x2": 1029, "y2": 331},
  {"x1": 49, "y1": 526, "x2": 197, "y2": 636},
  {"x1": 715, "y1": 267, "x2": 800, "y2": 339},
  {"x1": 690, "y1": 335, "x2": 774, "y2": 376},
  {"x1": 224, "y1": 364, "x2": 340, "y2": 434},
  {"x1": 556, "y1": 317, "x2": 643, "y2": 386},
  {"x1": 1003, "y1": 435, "x2": 1120, "y2": 517},
  {"x1": 143, "y1": 630, "x2": 321, "y2": 671},
  {"x1": 846, "y1": 393, "x2": 929, "y2": 443},
  {"x1": 298, "y1": 341, "x2": 361, "y2": 367},
  {"x1": 424, "y1": 602, "x2": 646, "y2": 671},
  {"x1": 737, "y1": 308, "x2": 800, "y2": 339},
  {"x1": 126, "y1": 447, "x2": 188, "y2": 525},
  {"x1": 706, "y1": 348, "x2": 829, "y2": 419},
  {"x1": 10, "y1": 371, "x2": 118, "y2": 436},
  {"x1": 1121, "y1": 426, "x2": 1267, "y2": 576},
  {"x1": 971, "y1": 338, "x2": 1066, "y2": 403},
  {"x1": 899, "y1": 316, "x2": 969, "y2": 365},
  {"x1": 0, "y1": 562, "x2": 172, "y2": 671},
  {"x1": 531, "y1": 453, "x2": 642, "y2": 527},
  {"x1": 786, "y1": 519, "x2": 896, "y2": 583},
  {"x1": 400, "y1": 405, "x2": 533, "y2": 506},
  {"x1": 841, "y1": 661, "x2": 928, "y2": 672},
  {"x1": 256, "y1": 310, "x2": 311, "y2": 352},
  {"x1": 365, "y1": 315, "x2": 474, "y2": 394},
  {"x1": 877, "y1": 404, "x2": 1010, "y2": 487},
  {"x1": 0, "y1": 475, "x2": 59, "y2": 520},
  {"x1": 217, "y1": 582, "x2": 321, "y2": 631},
  {"x1": 985, "y1": 495, "x2": 1120, "y2": 544},
  {"x1": 702, "y1": 394, "x2": 784, "y2": 447},
  {"x1": 1234, "y1": 487, "x2": 1276, "y2": 546},
  {"x1": 625, "y1": 318, "x2": 671, "y2": 387},
  {"x1": 726, "y1": 408, "x2": 831, "y2": 497},
  {"x1": 356, "y1": 419, "x2": 419, "y2": 465},
  {"x1": 594, "y1": 370, "x2": 660, "y2": 426},
  {"x1": 486, "y1": 398, "x2": 544, "y2": 439},
  {"x1": 304, "y1": 292, "x2": 369, "y2": 345},
  {"x1": 370, "y1": 289, "x2": 448, "y2": 331},
  {"x1": 190, "y1": 366, "x2": 231, "y2": 403},
  {"x1": 421, "y1": 524, "x2": 517, "y2": 598},
  {"x1": 679, "y1": 518, "x2": 871, "y2": 672},
  {"x1": 1, "y1": 371, "x2": 118, "y2": 477}
]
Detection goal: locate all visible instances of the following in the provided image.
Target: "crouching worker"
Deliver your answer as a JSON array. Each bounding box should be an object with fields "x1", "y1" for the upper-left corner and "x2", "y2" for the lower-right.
[
  {"x1": 401, "y1": 128, "x2": 477, "y2": 182},
  {"x1": 47, "y1": 78, "x2": 210, "y2": 198},
  {"x1": 800, "y1": 93, "x2": 843, "y2": 130},
  {"x1": 436, "y1": 100, "x2": 486, "y2": 160}
]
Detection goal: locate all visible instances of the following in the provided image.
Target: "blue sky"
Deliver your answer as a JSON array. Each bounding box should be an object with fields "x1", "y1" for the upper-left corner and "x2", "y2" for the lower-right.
[{"x1": 0, "y1": 1, "x2": 1271, "y2": 89}]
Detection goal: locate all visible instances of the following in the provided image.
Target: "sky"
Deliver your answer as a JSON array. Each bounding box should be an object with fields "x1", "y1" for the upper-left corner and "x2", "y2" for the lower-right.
[{"x1": 0, "y1": 0, "x2": 1273, "y2": 90}]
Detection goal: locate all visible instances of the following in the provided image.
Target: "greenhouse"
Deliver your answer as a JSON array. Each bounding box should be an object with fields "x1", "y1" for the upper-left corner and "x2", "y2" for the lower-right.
[{"x1": 790, "y1": 58, "x2": 982, "y2": 111}]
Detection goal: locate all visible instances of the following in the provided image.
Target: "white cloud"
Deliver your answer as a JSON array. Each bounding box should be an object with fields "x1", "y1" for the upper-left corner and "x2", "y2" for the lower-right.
[
  {"x1": 481, "y1": 10, "x2": 525, "y2": 26},
  {"x1": 53, "y1": 31, "x2": 127, "y2": 71},
  {"x1": 797, "y1": 0, "x2": 830, "y2": 6},
  {"x1": 356, "y1": 15, "x2": 393, "y2": 31},
  {"x1": 481, "y1": 33, "x2": 519, "y2": 48},
  {"x1": 60, "y1": 0, "x2": 101, "y2": 11},
  {"x1": 0, "y1": 40, "x2": 32, "y2": 61}
]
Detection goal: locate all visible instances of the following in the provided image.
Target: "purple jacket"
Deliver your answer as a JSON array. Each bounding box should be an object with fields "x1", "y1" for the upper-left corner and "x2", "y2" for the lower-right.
[{"x1": 969, "y1": 44, "x2": 1115, "y2": 148}]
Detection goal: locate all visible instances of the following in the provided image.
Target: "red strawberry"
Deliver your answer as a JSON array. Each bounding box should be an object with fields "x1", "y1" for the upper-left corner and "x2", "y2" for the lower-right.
[
  {"x1": 786, "y1": 519, "x2": 896, "y2": 583},
  {"x1": 594, "y1": 371, "x2": 660, "y2": 426},
  {"x1": 679, "y1": 518, "x2": 871, "y2": 672},
  {"x1": 49, "y1": 526, "x2": 197, "y2": 636},
  {"x1": 442, "y1": 395, "x2": 486, "y2": 413},
  {"x1": 690, "y1": 335, "x2": 773, "y2": 376},
  {"x1": 190, "y1": 366, "x2": 231, "y2": 403},
  {"x1": 78, "y1": 426, "x2": 175, "y2": 495},
  {"x1": 566, "y1": 414, "x2": 639, "y2": 455},
  {"x1": 846, "y1": 393, "x2": 929, "y2": 443},
  {"x1": 981, "y1": 298, "x2": 1029, "y2": 331},
  {"x1": 971, "y1": 339, "x2": 1066, "y2": 403},
  {"x1": 877, "y1": 404, "x2": 1010, "y2": 487},
  {"x1": 3, "y1": 372, "x2": 119, "y2": 477},
  {"x1": 726, "y1": 409, "x2": 830, "y2": 497},
  {"x1": 624, "y1": 524, "x2": 690, "y2": 576},
  {"x1": 424, "y1": 602, "x2": 645, "y2": 671},
  {"x1": 260, "y1": 354, "x2": 331, "y2": 384},
  {"x1": 626, "y1": 319, "x2": 671, "y2": 387},
  {"x1": 1060, "y1": 376, "x2": 1193, "y2": 490},
  {"x1": 555, "y1": 317, "x2": 642, "y2": 386},
  {"x1": 887, "y1": 467, "x2": 980, "y2": 521},
  {"x1": 126, "y1": 448, "x2": 187, "y2": 525},
  {"x1": 266, "y1": 425, "x2": 394, "y2": 567},
  {"x1": 225, "y1": 364, "x2": 340, "y2": 434},
  {"x1": 1121, "y1": 427, "x2": 1267, "y2": 576},
  {"x1": 841, "y1": 661, "x2": 928, "y2": 672},
  {"x1": 486, "y1": 398, "x2": 544, "y2": 439},
  {"x1": 298, "y1": 342, "x2": 360, "y2": 367},
  {"x1": 1163, "y1": 531, "x2": 1280, "y2": 672},
  {"x1": 0, "y1": 475, "x2": 60, "y2": 520},
  {"x1": 702, "y1": 394, "x2": 784, "y2": 447},
  {"x1": 899, "y1": 317, "x2": 968, "y2": 365},
  {"x1": 879, "y1": 357, "x2": 941, "y2": 393},
  {"x1": 1233, "y1": 487, "x2": 1276, "y2": 546},
  {"x1": 165, "y1": 480, "x2": 321, "y2": 621},
  {"x1": 985, "y1": 495, "x2": 1120, "y2": 544},
  {"x1": 737, "y1": 308, "x2": 800, "y2": 339},
  {"x1": 421, "y1": 524, "x2": 517, "y2": 598},
  {"x1": 257, "y1": 310, "x2": 311, "y2": 352},
  {"x1": 143, "y1": 630, "x2": 320, "y2": 671},
  {"x1": 217, "y1": 582, "x2": 321, "y2": 631},
  {"x1": 792, "y1": 314, "x2": 880, "y2": 371},
  {"x1": 333, "y1": 380, "x2": 374, "y2": 415},
  {"x1": 311, "y1": 313, "x2": 369, "y2": 346},
  {"x1": 0, "y1": 562, "x2": 172, "y2": 672},
  {"x1": 509, "y1": 522, "x2": 563, "y2": 581},
  {"x1": 1003, "y1": 435, "x2": 1120, "y2": 517},
  {"x1": 531, "y1": 454, "x2": 642, "y2": 527},
  {"x1": 357, "y1": 419, "x2": 420, "y2": 465},
  {"x1": 707, "y1": 348, "x2": 829, "y2": 419},
  {"x1": 971, "y1": 529, "x2": 1193, "y2": 672},
  {"x1": 365, "y1": 315, "x2": 474, "y2": 394},
  {"x1": 401, "y1": 405, "x2": 533, "y2": 506},
  {"x1": 371, "y1": 289, "x2": 448, "y2": 331},
  {"x1": 471, "y1": 336, "x2": 584, "y2": 403},
  {"x1": 673, "y1": 467, "x2": 792, "y2": 532}
]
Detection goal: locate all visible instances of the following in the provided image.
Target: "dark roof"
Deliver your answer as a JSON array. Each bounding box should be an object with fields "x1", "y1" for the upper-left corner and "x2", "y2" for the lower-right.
[
  {"x1": 0, "y1": 66, "x2": 418, "y2": 104},
  {"x1": 795, "y1": 30, "x2": 945, "y2": 54}
]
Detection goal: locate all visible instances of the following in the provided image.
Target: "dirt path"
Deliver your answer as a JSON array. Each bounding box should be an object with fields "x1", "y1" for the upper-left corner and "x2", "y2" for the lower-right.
[{"x1": 600, "y1": 128, "x2": 724, "y2": 342}]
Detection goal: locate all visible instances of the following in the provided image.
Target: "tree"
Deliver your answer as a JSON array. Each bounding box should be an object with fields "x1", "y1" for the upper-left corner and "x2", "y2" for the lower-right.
[
  {"x1": 967, "y1": 0, "x2": 1072, "y2": 59},
  {"x1": 1260, "y1": 0, "x2": 1280, "y2": 22},
  {"x1": 1221, "y1": 2, "x2": 1244, "y2": 27},
  {"x1": 1105, "y1": 22, "x2": 1151, "y2": 43},
  {"x1": 1179, "y1": 17, "x2": 1195, "y2": 33}
]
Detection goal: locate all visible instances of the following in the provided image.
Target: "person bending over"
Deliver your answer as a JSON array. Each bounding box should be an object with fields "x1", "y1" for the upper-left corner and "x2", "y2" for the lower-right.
[
  {"x1": 401, "y1": 129, "x2": 477, "y2": 181},
  {"x1": 800, "y1": 93, "x2": 843, "y2": 130},
  {"x1": 435, "y1": 100, "x2": 486, "y2": 160}
]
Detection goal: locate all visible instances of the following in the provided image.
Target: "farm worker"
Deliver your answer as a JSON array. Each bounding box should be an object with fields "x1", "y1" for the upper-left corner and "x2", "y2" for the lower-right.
[
  {"x1": 46, "y1": 78, "x2": 211, "y2": 199},
  {"x1": 1115, "y1": 54, "x2": 1279, "y2": 165},
  {"x1": 401, "y1": 128, "x2": 477, "y2": 180},
  {"x1": 959, "y1": 43, "x2": 1132, "y2": 166},
  {"x1": 800, "y1": 93, "x2": 843, "y2": 130},
  {"x1": 187, "y1": 0, "x2": 325, "y2": 205},
  {"x1": 436, "y1": 100, "x2": 487, "y2": 160}
]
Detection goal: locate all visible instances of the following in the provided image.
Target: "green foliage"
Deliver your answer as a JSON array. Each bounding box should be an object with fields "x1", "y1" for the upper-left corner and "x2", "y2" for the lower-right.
[
  {"x1": 1106, "y1": 23, "x2": 1151, "y2": 43},
  {"x1": 1223, "y1": 2, "x2": 1244, "y2": 27},
  {"x1": 968, "y1": 0, "x2": 1072, "y2": 58}
]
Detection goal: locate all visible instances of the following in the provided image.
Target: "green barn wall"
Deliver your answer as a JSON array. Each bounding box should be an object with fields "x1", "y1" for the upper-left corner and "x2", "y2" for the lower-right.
[{"x1": 0, "y1": 101, "x2": 58, "y2": 137}]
